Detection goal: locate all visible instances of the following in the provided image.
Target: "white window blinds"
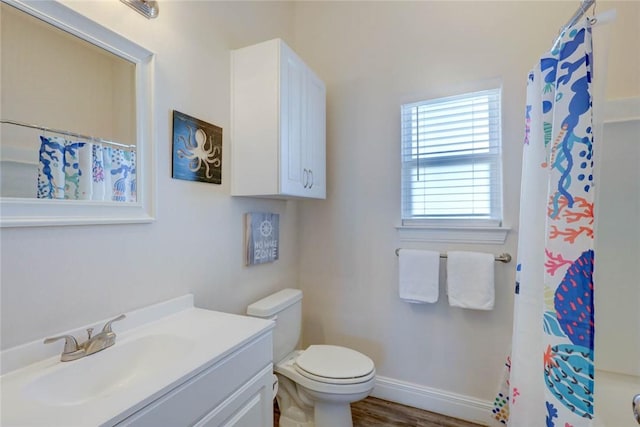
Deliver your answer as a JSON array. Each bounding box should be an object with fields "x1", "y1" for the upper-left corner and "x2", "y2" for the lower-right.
[{"x1": 401, "y1": 89, "x2": 502, "y2": 224}]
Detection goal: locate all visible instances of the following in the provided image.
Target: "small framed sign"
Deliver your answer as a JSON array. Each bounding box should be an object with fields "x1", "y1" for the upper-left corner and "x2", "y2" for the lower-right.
[
  {"x1": 245, "y1": 212, "x2": 279, "y2": 266},
  {"x1": 172, "y1": 110, "x2": 222, "y2": 184}
]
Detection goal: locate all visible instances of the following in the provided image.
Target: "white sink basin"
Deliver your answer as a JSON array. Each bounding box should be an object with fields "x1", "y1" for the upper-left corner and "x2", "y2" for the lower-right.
[{"x1": 23, "y1": 334, "x2": 194, "y2": 406}]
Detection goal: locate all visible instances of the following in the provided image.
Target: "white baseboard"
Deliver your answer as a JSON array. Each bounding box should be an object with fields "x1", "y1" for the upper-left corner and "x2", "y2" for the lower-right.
[{"x1": 370, "y1": 375, "x2": 493, "y2": 426}]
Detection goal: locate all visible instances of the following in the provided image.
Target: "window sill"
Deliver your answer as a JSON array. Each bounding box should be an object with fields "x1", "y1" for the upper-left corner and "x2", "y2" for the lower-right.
[{"x1": 396, "y1": 224, "x2": 511, "y2": 244}]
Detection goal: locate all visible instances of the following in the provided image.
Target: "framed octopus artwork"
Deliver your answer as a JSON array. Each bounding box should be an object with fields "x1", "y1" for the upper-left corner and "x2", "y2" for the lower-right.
[{"x1": 171, "y1": 110, "x2": 222, "y2": 184}]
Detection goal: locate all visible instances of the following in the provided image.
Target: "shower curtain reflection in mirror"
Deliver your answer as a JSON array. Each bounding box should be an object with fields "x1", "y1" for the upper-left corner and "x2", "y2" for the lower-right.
[{"x1": 37, "y1": 135, "x2": 136, "y2": 202}]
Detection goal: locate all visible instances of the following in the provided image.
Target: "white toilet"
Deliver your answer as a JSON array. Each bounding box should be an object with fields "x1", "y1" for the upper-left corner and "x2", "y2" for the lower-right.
[{"x1": 247, "y1": 288, "x2": 376, "y2": 427}]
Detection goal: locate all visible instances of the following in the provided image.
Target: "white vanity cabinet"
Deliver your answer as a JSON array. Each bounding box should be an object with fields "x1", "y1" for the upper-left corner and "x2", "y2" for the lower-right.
[
  {"x1": 115, "y1": 329, "x2": 274, "y2": 427},
  {"x1": 231, "y1": 38, "x2": 326, "y2": 199},
  {"x1": 0, "y1": 296, "x2": 275, "y2": 427}
]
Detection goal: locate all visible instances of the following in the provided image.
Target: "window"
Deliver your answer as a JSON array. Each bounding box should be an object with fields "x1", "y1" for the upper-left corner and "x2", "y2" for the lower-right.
[{"x1": 401, "y1": 89, "x2": 502, "y2": 227}]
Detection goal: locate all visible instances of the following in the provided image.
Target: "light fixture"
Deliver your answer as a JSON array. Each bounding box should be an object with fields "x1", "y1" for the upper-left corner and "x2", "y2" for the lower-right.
[{"x1": 120, "y1": 0, "x2": 159, "y2": 19}]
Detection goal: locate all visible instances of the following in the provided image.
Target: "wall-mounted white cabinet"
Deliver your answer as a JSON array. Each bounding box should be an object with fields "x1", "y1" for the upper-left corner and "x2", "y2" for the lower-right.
[{"x1": 231, "y1": 38, "x2": 326, "y2": 199}]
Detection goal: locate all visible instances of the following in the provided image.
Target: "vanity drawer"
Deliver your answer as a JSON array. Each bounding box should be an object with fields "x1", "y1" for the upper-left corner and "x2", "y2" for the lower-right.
[{"x1": 116, "y1": 331, "x2": 272, "y2": 427}]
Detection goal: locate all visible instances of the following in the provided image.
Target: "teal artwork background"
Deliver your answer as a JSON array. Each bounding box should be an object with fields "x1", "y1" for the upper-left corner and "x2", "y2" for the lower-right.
[{"x1": 172, "y1": 110, "x2": 222, "y2": 184}]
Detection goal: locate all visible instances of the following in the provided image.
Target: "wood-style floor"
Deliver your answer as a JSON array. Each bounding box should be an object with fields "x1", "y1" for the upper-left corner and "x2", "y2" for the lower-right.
[{"x1": 275, "y1": 397, "x2": 485, "y2": 427}]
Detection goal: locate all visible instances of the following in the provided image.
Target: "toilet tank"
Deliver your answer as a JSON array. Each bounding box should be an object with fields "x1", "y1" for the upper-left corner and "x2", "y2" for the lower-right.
[{"x1": 247, "y1": 288, "x2": 302, "y2": 363}]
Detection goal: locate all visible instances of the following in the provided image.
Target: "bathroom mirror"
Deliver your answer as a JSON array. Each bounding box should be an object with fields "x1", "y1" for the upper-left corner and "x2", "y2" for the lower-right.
[{"x1": 0, "y1": 0, "x2": 154, "y2": 227}]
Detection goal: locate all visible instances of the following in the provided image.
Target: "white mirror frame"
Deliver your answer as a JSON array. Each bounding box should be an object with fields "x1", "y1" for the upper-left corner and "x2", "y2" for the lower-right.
[{"x1": 0, "y1": 0, "x2": 155, "y2": 227}]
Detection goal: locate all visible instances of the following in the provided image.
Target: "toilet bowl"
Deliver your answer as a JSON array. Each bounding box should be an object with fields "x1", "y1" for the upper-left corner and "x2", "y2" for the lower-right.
[
  {"x1": 247, "y1": 289, "x2": 376, "y2": 427},
  {"x1": 275, "y1": 347, "x2": 375, "y2": 427}
]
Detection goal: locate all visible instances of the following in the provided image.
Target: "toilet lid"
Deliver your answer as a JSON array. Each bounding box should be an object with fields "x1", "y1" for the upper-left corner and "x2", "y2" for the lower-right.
[{"x1": 295, "y1": 345, "x2": 374, "y2": 380}]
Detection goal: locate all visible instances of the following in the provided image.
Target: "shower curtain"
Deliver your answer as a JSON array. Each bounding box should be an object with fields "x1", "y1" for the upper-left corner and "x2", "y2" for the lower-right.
[
  {"x1": 37, "y1": 135, "x2": 137, "y2": 202},
  {"x1": 493, "y1": 17, "x2": 597, "y2": 427}
]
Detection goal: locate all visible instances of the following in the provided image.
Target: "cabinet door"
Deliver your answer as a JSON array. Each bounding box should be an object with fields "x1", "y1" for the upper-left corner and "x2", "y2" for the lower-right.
[
  {"x1": 218, "y1": 393, "x2": 265, "y2": 427},
  {"x1": 279, "y1": 43, "x2": 306, "y2": 197},
  {"x1": 195, "y1": 365, "x2": 274, "y2": 427},
  {"x1": 305, "y1": 70, "x2": 326, "y2": 199}
]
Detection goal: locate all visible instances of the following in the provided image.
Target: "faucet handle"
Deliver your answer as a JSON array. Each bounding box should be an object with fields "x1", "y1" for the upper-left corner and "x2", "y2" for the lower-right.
[
  {"x1": 44, "y1": 334, "x2": 79, "y2": 353},
  {"x1": 101, "y1": 314, "x2": 126, "y2": 333}
]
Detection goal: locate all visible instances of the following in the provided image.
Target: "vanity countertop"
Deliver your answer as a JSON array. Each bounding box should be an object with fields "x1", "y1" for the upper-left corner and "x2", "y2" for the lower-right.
[{"x1": 0, "y1": 295, "x2": 274, "y2": 426}]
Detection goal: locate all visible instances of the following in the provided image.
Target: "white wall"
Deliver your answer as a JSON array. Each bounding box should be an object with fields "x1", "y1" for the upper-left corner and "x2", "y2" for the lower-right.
[
  {"x1": 292, "y1": 0, "x2": 640, "y2": 421},
  {"x1": 594, "y1": 118, "x2": 640, "y2": 377},
  {"x1": 0, "y1": 1, "x2": 299, "y2": 349},
  {"x1": 1, "y1": 0, "x2": 638, "y2": 423}
]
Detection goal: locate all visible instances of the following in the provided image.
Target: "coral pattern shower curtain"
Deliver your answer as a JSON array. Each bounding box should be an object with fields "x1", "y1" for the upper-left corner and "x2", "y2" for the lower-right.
[
  {"x1": 493, "y1": 18, "x2": 597, "y2": 427},
  {"x1": 37, "y1": 135, "x2": 136, "y2": 202}
]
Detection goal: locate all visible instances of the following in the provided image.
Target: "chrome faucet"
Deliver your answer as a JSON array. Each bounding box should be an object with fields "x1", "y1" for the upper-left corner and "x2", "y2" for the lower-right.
[{"x1": 44, "y1": 314, "x2": 126, "y2": 362}]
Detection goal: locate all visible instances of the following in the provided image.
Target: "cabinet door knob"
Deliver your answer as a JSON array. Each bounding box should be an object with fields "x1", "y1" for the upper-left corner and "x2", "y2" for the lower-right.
[
  {"x1": 303, "y1": 169, "x2": 309, "y2": 188},
  {"x1": 309, "y1": 170, "x2": 314, "y2": 189}
]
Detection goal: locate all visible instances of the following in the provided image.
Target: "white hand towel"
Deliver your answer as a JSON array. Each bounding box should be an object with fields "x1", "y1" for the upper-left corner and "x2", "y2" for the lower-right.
[
  {"x1": 447, "y1": 251, "x2": 495, "y2": 310},
  {"x1": 398, "y1": 249, "x2": 440, "y2": 303}
]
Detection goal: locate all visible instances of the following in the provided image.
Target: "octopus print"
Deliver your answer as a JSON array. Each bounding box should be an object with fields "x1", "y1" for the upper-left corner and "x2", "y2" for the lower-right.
[{"x1": 172, "y1": 110, "x2": 223, "y2": 184}]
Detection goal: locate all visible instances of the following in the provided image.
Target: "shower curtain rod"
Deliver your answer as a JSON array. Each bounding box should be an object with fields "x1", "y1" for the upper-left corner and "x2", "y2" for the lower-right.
[
  {"x1": 552, "y1": 0, "x2": 595, "y2": 50},
  {"x1": 394, "y1": 249, "x2": 512, "y2": 264},
  {"x1": 0, "y1": 119, "x2": 136, "y2": 150}
]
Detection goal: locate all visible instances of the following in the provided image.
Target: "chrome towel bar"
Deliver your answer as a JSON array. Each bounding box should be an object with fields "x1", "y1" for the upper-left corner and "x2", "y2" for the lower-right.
[{"x1": 395, "y1": 249, "x2": 512, "y2": 264}]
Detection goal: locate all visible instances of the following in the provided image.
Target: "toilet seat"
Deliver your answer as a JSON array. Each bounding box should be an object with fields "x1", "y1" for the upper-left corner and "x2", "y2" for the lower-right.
[
  {"x1": 294, "y1": 345, "x2": 375, "y2": 385},
  {"x1": 275, "y1": 352, "x2": 376, "y2": 396}
]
